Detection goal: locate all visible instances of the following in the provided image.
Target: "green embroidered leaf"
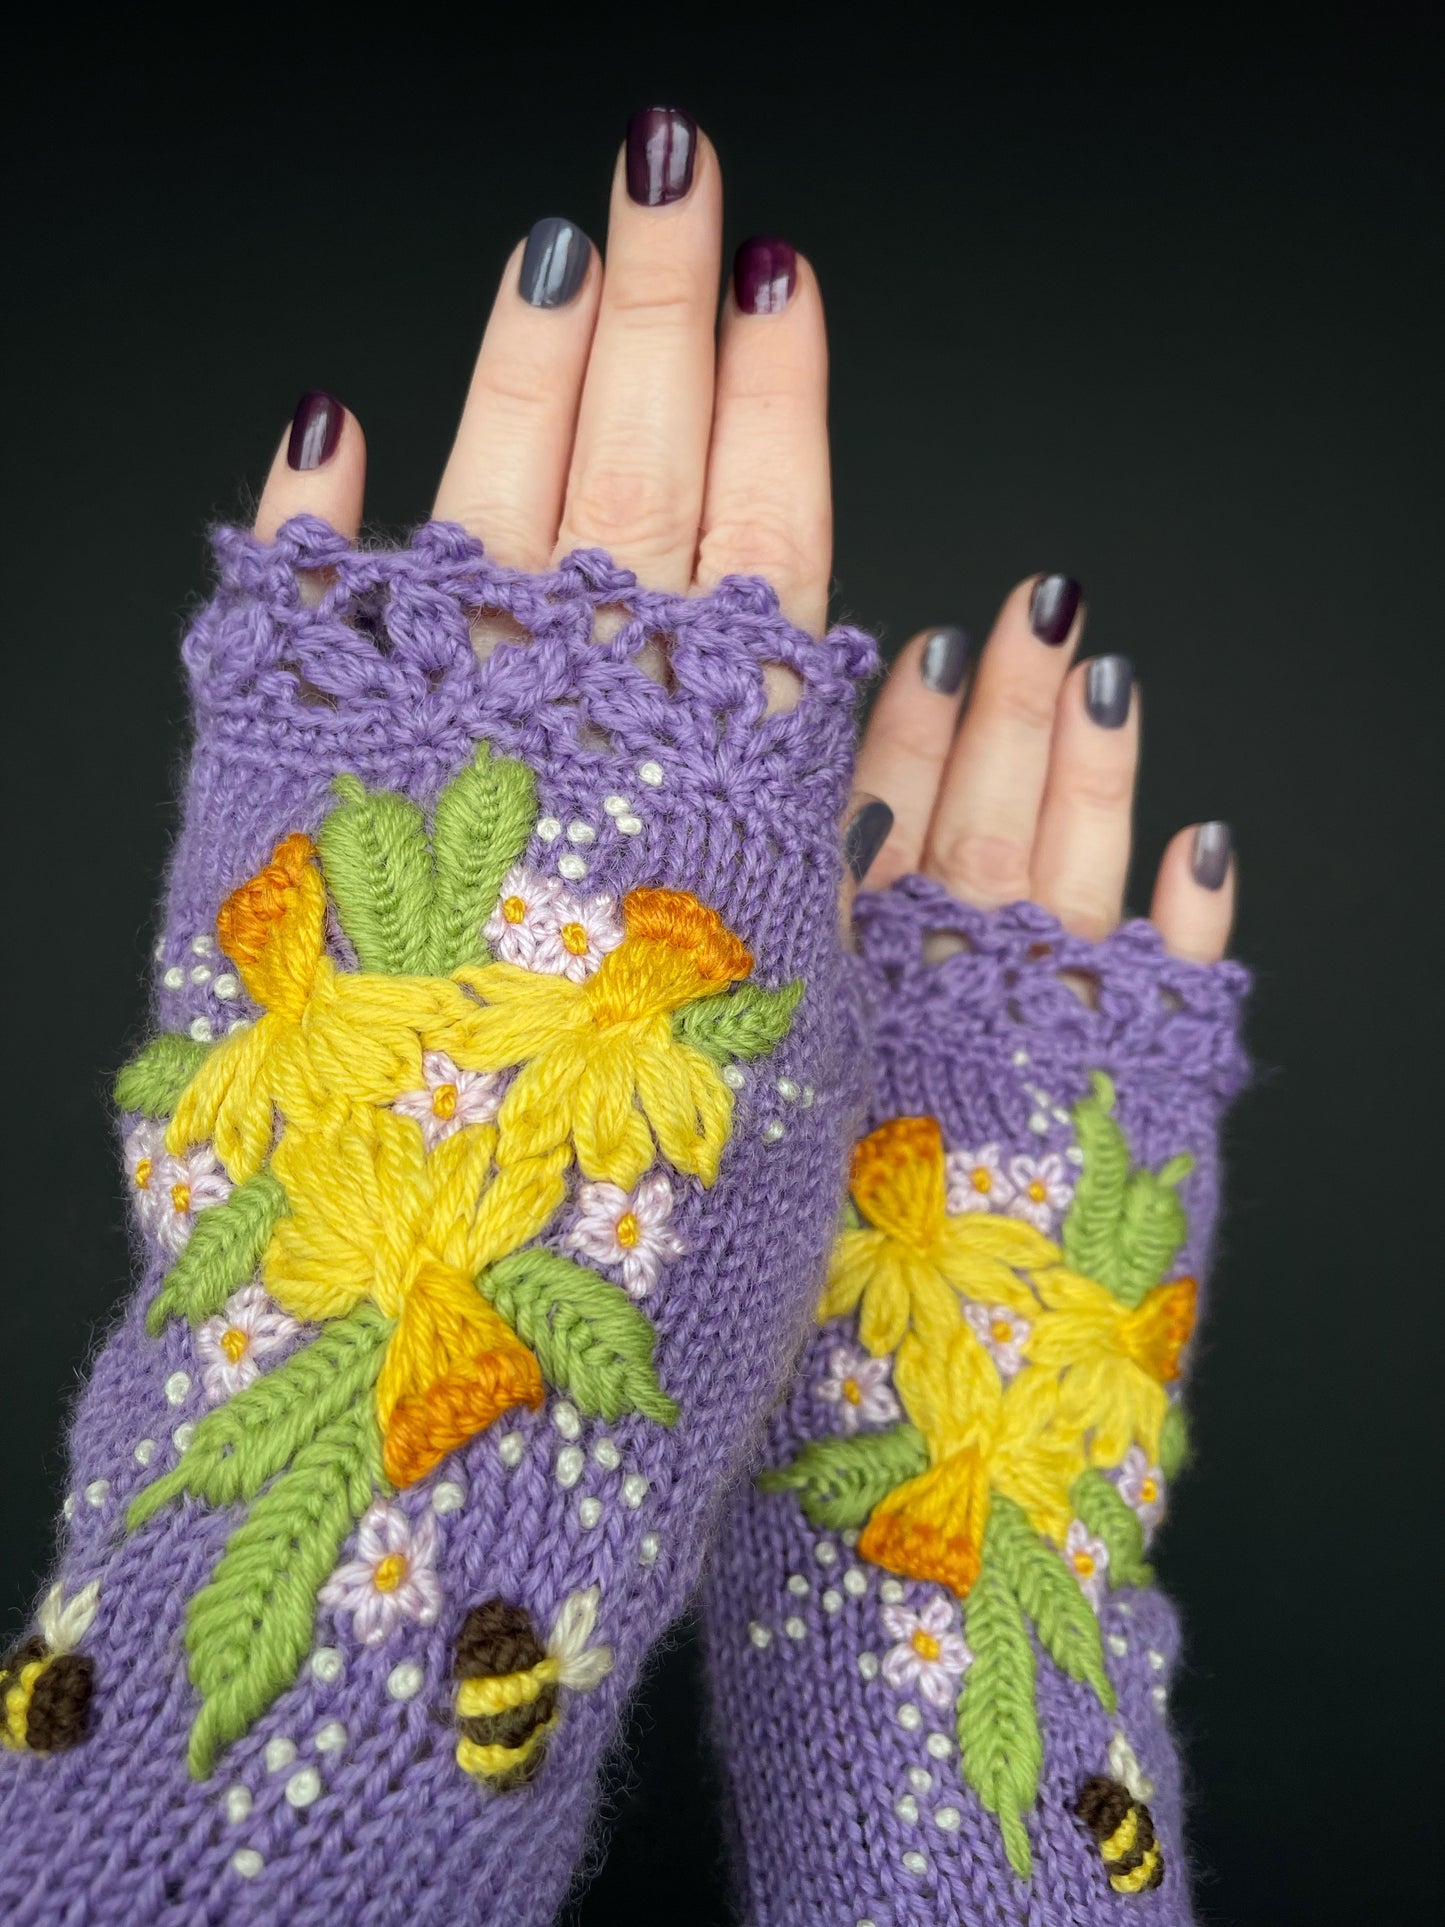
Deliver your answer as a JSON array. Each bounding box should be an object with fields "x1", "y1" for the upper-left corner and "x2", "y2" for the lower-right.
[
  {"x1": 426, "y1": 743, "x2": 537, "y2": 974},
  {"x1": 1062, "y1": 1072, "x2": 1193, "y2": 1307},
  {"x1": 127, "y1": 1305, "x2": 392, "y2": 1530},
  {"x1": 673, "y1": 980, "x2": 805, "y2": 1065},
  {"x1": 114, "y1": 1033, "x2": 214, "y2": 1116},
  {"x1": 183, "y1": 1396, "x2": 381, "y2": 1777},
  {"x1": 145, "y1": 1173, "x2": 290, "y2": 1335},
  {"x1": 1158, "y1": 1399, "x2": 1190, "y2": 1482},
  {"x1": 757, "y1": 1425, "x2": 929, "y2": 1531},
  {"x1": 479, "y1": 1250, "x2": 678, "y2": 1427},
  {"x1": 984, "y1": 1493, "x2": 1115, "y2": 1708},
  {"x1": 318, "y1": 773, "x2": 436, "y2": 974},
  {"x1": 958, "y1": 1563, "x2": 1041, "y2": 1881},
  {"x1": 1070, "y1": 1469, "x2": 1153, "y2": 1591}
]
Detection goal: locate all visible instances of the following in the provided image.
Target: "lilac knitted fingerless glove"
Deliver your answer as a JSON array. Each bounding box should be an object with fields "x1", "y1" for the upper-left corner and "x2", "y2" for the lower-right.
[
  {"x1": 0, "y1": 517, "x2": 876, "y2": 1927},
  {"x1": 703, "y1": 876, "x2": 1250, "y2": 1926}
]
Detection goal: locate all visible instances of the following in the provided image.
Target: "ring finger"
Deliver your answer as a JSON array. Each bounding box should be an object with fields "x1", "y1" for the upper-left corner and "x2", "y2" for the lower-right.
[{"x1": 1029, "y1": 655, "x2": 1140, "y2": 938}]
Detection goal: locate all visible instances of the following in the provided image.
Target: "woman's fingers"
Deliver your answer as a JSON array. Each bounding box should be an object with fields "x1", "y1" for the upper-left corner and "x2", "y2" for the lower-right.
[
  {"x1": 698, "y1": 241, "x2": 832, "y2": 633},
  {"x1": 431, "y1": 221, "x2": 601, "y2": 569},
  {"x1": 555, "y1": 109, "x2": 722, "y2": 587},
  {"x1": 1150, "y1": 822, "x2": 1236, "y2": 962},
  {"x1": 920, "y1": 574, "x2": 1085, "y2": 905},
  {"x1": 1028, "y1": 656, "x2": 1140, "y2": 939},
  {"x1": 254, "y1": 391, "x2": 366, "y2": 543},
  {"x1": 852, "y1": 627, "x2": 972, "y2": 888}
]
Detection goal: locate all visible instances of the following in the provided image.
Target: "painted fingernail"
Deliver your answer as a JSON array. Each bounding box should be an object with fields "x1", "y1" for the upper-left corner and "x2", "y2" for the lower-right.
[
  {"x1": 734, "y1": 235, "x2": 797, "y2": 315},
  {"x1": 519, "y1": 218, "x2": 591, "y2": 309},
  {"x1": 287, "y1": 391, "x2": 344, "y2": 472},
  {"x1": 1085, "y1": 655, "x2": 1133, "y2": 729},
  {"x1": 920, "y1": 626, "x2": 970, "y2": 695},
  {"x1": 626, "y1": 107, "x2": 697, "y2": 206},
  {"x1": 1191, "y1": 821, "x2": 1233, "y2": 890},
  {"x1": 844, "y1": 800, "x2": 894, "y2": 884},
  {"x1": 1029, "y1": 574, "x2": 1083, "y2": 646}
]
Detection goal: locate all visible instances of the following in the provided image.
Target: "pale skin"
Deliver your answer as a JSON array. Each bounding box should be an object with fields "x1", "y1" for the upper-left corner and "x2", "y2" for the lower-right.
[{"x1": 254, "y1": 112, "x2": 1234, "y2": 965}]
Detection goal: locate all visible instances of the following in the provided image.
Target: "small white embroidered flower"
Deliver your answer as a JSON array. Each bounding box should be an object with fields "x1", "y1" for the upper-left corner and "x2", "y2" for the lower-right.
[
  {"x1": 880, "y1": 1596, "x2": 972, "y2": 1708},
  {"x1": 195, "y1": 1286, "x2": 301, "y2": 1403},
  {"x1": 1116, "y1": 1445, "x2": 1167, "y2": 1533},
  {"x1": 153, "y1": 1143, "x2": 232, "y2": 1258},
  {"x1": 392, "y1": 1049, "x2": 504, "y2": 1150},
  {"x1": 1006, "y1": 1151, "x2": 1073, "y2": 1232},
  {"x1": 529, "y1": 889, "x2": 625, "y2": 983},
  {"x1": 123, "y1": 1120, "x2": 169, "y2": 1236},
  {"x1": 483, "y1": 864, "x2": 562, "y2": 966},
  {"x1": 961, "y1": 1302, "x2": 1032, "y2": 1381},
  {"x1": 817, "y1": 1345, "x2": 903, "y2": 1433},
  {"x1": 945, "y1": 1144, "x2": 1012, "y2": 1215},
  {"x1": 566, "y1": 1173, "x2": 686, "y2": 1298},
  {"x1": 319, "y1": 1502, "x2": 442, "y2": 1647},
  {"x1": 1062, "y1": 1519, "x2": 1110, "y2": 1610}
]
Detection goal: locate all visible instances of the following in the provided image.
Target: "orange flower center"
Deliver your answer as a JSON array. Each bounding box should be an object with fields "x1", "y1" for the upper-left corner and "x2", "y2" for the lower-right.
[
  {"x1": 1028, "y1": 1179, "x2": 1048, "y2": 1203},
  {"x1": 502, "y1": 895, "x2": 528, "y2": 925},
  {"x1": 971, "y1": 1167, "x2": 992, "y2": 1193},
  {"x1": 373, "y1": 1553, "x2": 408, "y2": 1594},
  {"x1": 842, "y1": 1377, "x2": 863, "y2": 1405},
  {"x1": 1140, "y1": 1477, "x2": 1159, "y2": 1504},
  {"x1": 561, "y1": 920, "x2": 591, "y2": 957},
  {"x1": 431, "y1": 1082, "x2": 459, "y2": 1120},
  {"x1": 1073, "y1": 1550, "x2": 1096, "y2": 1579},
  {"x1": 615, "y1": 1211, "x2": 641, "y2": 1249},
  {"x1": 220, "y1": 1327, "x2": 249, "y2": 1365},
  {"x1": 990, "y1": 1319, "x2": 1014, "y2": 1345},
  {"x1": 134, "y1": 1157, "x2": 153, "y2": 1190},
  {"x1": 171, "y1": 1182, "x2": 191, "y2": 1216},
  {"x1": 911, "y1": 1629, "x2": 942, "y2": 1662}
]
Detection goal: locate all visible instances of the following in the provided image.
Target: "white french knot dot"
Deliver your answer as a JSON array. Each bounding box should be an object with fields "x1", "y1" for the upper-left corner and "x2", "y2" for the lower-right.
[
  {"x1": 557, "y1": 854, "x2": 588, "y2": 881},
  {"x1": 786, "y1": 1575, "x2": 809, "y2": 1597},
  {"x1": 639, "y1": 1531, "x2": 660, "y2": 1566},
  {"x1": 551, "y1": 1402, "x2": 581, "y2": 1439},
  {"x1": 822, "y1": 1590, "x2": 843, "y2": 1614},
  {"x1": 387, "y1": 1663, "x2": 424, "y2": 1702},
  {"x1": 578, "y1": 1497, "x2": 603, "y2": 1528},
  {"x1": 190, "y1": 965, "x2": 212, "y2": 986},
  {"x1": 565, "y1": 820, "x2": 596, "y2": 846},
  {"x1": 313, "y1": 1721, "x2": 347, "y2": 1753},
  {"x1": 783, "y1": 1617, "x2": 806, "y2": 1640},
  {"x1": 898, "y1": 1702, "x2": 922, "y2": 1730},
  {"x1": 902, "y1": 1851, "x2": 928, "y2": 1875},
  {"x1": 879, "y1": 1579, "x2": 905, "y2": 1605},
  {"x1": 555, "y1": 1445, "x2": 584, "y2": 1489},
  {"x1": 431, "y1": 1481, "x2": 465, "y2": 1514},
  {"x1": 857, "y1": 1653, "x2": 880, "y2": 1680},
  {"x1": 894, "y1": 1794, "x2": 919, "y2": 1823},
  {"x1": 934, "y1": 1806, "x2": 961, "y2": 1831},
  {"x1": 62, "y1": 1495, "x2": 76, "y2": 1521},
  {"x1": 165, "y1": 1375, "x2": 193, "y2": 1413},
  {"x1": 172, "y1": 1423, "x2": 196, "y2": 1453},
  {"x1": 162, "y1": 967, "x2": 185, "y2": 991},
  {"x1": 223, "y1": 1786, "x2": 252, "y2": 1824},
  {"x1": 622, "y1": 1473, "x2": 648, "y2": 1507},
  {"x1": 263, "y1": 1737, "x2": 297, "y2": 1773},
  {"x1": 761, "y1": 1120, "x2": 786, "y2": 1144},
  {"x1": 721, "y1": 1064, "x2": 746, "y2": 1091},
  {"x1": 592, "y1": 1439, "x2": 621, "y2": 1470},
  {"x1": 285, "y1": 1766, "x2": 321, "y2": 1809},
  {"x1": 213, "y1": 974, "x2": 239, "y2": 1001},
  {"x1": 311, "y1": 1648, "x2": 344, "y2": 1684},
  {"x1": 190, "y1": 934, "x2": 214, "y2": 957},
  {"x1": 84, "y1": 1480, "x2": 110, "y2": 1508},
  {"x1": 925, "y1": 1732, "x2": 952, "y2": 1759},
  {"x1": 190, "y1": 1017, "x2": 214, "y2": 1043},
  {"x1": 535, "y1": 817, "x2": 562, "y2": 842},
  {"x1": 498, "y1": 1432, "x2": 524, "y2": 1466},
  {"x1": 231, "y1": 1849, "x2": 264, "y2": 1879},
  {"x1": 603, "y1": 794, "x2": 630, "y2": 817},
  {"x1": 615, "y1": 815, "x2": 644, "y2": 836},
  {"x1": 134, "y1": 1439, "x2": 156, "y2": 1466},
  {"x1": 908, "y1": 1767, "x2": 932, "y2": 1793},
  {"x1": 748, "y1": 1622, "x2": 772, "y2": 1649},
  {"x1": 637, "y1": 760, "x2": 665, "y2": 787}
]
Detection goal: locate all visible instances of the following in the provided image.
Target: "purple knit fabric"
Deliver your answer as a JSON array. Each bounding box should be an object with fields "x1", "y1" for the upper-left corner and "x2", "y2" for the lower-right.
[
  {"x1": 703, "y1": 877, "x2": 1250, "y2": 1926},
  {"x1": 0, "y1": 517, "x2": 876, "y2": 1926}
]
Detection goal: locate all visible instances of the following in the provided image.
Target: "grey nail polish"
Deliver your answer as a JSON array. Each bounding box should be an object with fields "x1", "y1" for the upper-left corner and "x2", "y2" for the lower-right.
[
  {"x1": 519, "y1": 218, "x2": 591, "y2": 309},
  {"x1": 844, "y1": 800, "x2": 894, "y2": 884},
  {"x1": 1191, "y1": 821, "x2": 1233, "y2": 890},
  {"x1": 1085, "y1": 655, "x2": 1133, "y2": 729},
  {"x1": 1029, "y1": 574, "x2": 1083, "y2": 646},
  {"x1": 920, "y1": 627, "x2": 970, "y2": 695}
]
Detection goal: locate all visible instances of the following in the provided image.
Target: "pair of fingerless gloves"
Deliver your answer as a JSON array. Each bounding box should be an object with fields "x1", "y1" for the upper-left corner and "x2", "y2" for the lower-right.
[{"x1": 0, "y1": 523, "x2": 1247, "y2": 1926}]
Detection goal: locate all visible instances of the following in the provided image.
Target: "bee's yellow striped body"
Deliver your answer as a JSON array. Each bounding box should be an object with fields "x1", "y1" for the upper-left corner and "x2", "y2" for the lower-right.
[
  {"x1": 452, "y1": 1599, "x2": 559, "y2": 1790},
  {"x1": 1076, "y1": 1776, "x2": 1166, "y2": 1894},
  {"x1": 0, "y1": 1636, "x2": 93, "y2": 1755}
]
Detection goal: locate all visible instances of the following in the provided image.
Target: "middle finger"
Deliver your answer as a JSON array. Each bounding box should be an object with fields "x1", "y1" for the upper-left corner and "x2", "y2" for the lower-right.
[{"x1": 556, "y1": 109, "x2": 722, "y2": 588}]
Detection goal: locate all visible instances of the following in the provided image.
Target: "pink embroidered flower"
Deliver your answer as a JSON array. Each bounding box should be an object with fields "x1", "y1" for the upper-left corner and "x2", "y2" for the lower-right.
[
  {"x1": 123, "y1": 1120, "x2": 169, "y2": 1237},
  {"x1": 195, "y1": 1285, "x2": 300, "y2": 1403},
  {"x1": 529, "y1": 889, "x2": 625, "y2": 983},
  {"x1": 962, "y1": 1302, "x2": 1032, "y2": 1381},
  {"x1": 817, "y1": 1345, "x2": 902, "y2": 1433},
  {"x1": 1062, "y1": 1519, "x2": 1110, "y2": 1610},
  {"x1": 1006, "y1": 1151, "x2": 1073, "y2": 1232},
  {"x1": 566, "y1": 1173, "x2": 686, "y2": 1298},
  {"x1": 392, "y1": 1049, "x2": 504, "y2": 1150},
  {"x1": 945, "y1": 1144, "x2": 1012, "y2": 1215},
  {"x1": 152, "y1": 1143, "x2": 232, "y2": 1259},
  {"x1": 1116, "y1": 1445, "x2": 1167, "y2": 1533},
  {"x1": 319, "y1": 1502, "x2": 442, "y2": 1647},
  {"x1": 483, "y1": 864, "x2": 562, "y2": 967},
  {"x1": 880, "y1": 1596, "x2": 972, "y2": 1707}
]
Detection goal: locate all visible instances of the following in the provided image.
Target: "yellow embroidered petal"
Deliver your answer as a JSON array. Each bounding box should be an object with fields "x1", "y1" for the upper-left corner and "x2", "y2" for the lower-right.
[
  {"x1": 167, "y1": 1015, "x2": 284, "y2": 1182},
  {"x1": 934, "y1": 1213, "x2": 1061, "y2": 1269},
  {"x1": 892, "y1": 1327, "x2": 997, "y2": 1455},
  {"x1": 991, "y1": 1427, "x2": 1081, "y2": 1546},
  {"x1": 495, "y1": 1049, "x2": 586, "y2": 1167},
  {"x1": 858, "y1": 1447, "x2": 990, "y2": 1597},
  {"x1": 907, "y1": 1261, "x2": 970, "y2": 1355},
  {"x1": 570, "y1": 1034, "x2": 659, "y2": 1189},
  {"x1": 631, "y1": 1034, "x2": 733, "y2": 1186},
  {"x1": 451, "y1": 962, "x2": 588, "y2": 1067},
  {"x1": 441, "y1": 1148, "x2": 570, "y2": 1283},
  {"x1": 818, "y1": 1230, "x2": 890, "y2": 1325},
  {"x1": 857, "y1": 1256, "x2": 913, "y2": 1356}
]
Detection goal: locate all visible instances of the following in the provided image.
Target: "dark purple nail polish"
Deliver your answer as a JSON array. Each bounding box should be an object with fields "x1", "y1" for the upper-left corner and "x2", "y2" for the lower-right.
[
  {"x1": 287, "y1": 391, "x2": 344, "y2": 472},
  {"x1": 734, "y1": 235, "x2": 797, "y2": 315},
  {"x1": 1085, "y1": 655, "x2": 1134, "y2": 728},
  {"x1": 844, "y1": 799, "x2": 894, "y2": 884},
  {"x1": 626, "y1": 107, "x2": 697, "y2": 206},
  {"x1": 1030, "y1": 574, "x2": 1083, "y2": 646},
  {"x1": 1191, "y1": 821, "x2": 1233, "y2": 890},
  {"x1": 920, "y1": 626, "x2": 970, "y2": 695}
]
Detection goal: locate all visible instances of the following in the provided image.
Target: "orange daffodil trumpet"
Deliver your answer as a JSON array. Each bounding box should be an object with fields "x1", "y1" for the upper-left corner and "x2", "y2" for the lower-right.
[{"x1": 116, "y1": 744, "x2": 804, "y2": 1774}]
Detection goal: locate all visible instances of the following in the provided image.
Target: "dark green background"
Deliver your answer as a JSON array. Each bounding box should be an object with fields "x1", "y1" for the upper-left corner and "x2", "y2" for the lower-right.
[{"x1": 5, "y1": 14, "x2": 1440, "y2": 1925}]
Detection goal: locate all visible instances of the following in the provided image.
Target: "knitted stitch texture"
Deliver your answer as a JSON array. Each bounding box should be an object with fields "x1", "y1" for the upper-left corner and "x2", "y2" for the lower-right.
[
  {"x1": 703, "y1": 876, "x2": 1249, "y2": 1926},
  {"x1": 0, "y1": 516, "x2": 877, "y2": 1926}
]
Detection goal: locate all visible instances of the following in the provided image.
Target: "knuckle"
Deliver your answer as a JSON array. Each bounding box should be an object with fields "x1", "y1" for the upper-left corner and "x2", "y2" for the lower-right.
[
  {"x1": 473, "y1": 358, "x2": 559, "y2": 416},
  {"x1": 1063, "y1": 760, "x2": 1136, "y2": 813},
  {"x1": 987, "y1": 675, "x2": 1063, "y2": 736},
  {"x1": 1053, "y1": 899, "x2": 1117, "y2": 943},
  {"x1": 605, "y1": 270, "x2": 704, "y2": 321},
  {"x1": 697, "y1": 515, "x2": 816, "y2": 594},
  {"x1": 929, "y1": 829, "x2": 1033, "y2": 905},
  {"x1": 564, "y1": 462, "x2": 697, "y2": 560}
]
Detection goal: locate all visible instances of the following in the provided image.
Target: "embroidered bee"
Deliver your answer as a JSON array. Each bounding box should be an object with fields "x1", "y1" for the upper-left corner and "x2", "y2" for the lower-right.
[
  {"x1": 1075, "y1": 1774, "x2": 1166, "y2": 1894},
  {"x1": 1, "y1": 1582, "x2": 99, "y2": 1756},
  {"x1": 453, "y1": 1586, "x2": 612, "y2": 1790}
]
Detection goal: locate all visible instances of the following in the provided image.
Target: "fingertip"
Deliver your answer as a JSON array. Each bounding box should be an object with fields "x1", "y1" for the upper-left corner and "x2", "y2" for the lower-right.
[
  {"x1": 254, "y1": 394, "x2": 366, "y2": 544},
  {"x1": 1151, "y1": 823, "x2": 1236, "y2": 962}
]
